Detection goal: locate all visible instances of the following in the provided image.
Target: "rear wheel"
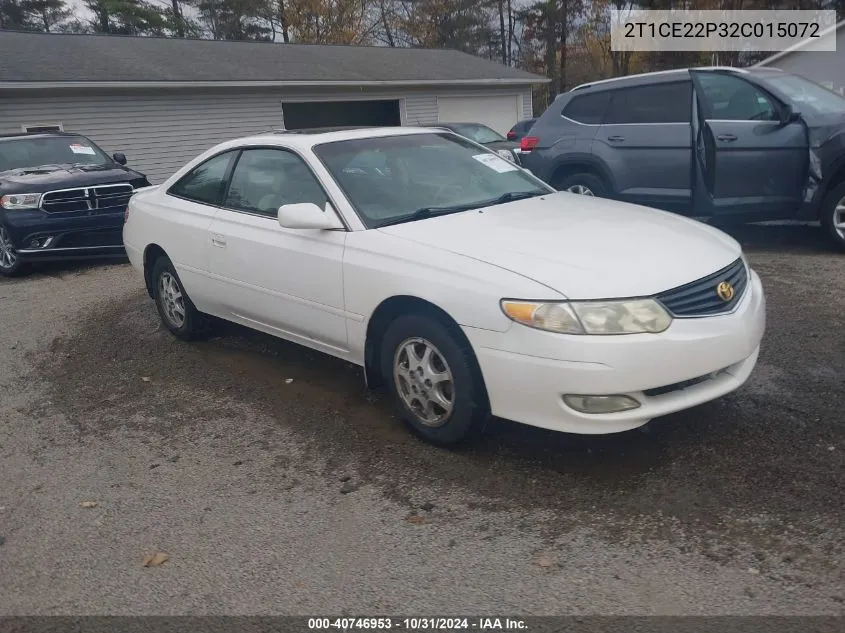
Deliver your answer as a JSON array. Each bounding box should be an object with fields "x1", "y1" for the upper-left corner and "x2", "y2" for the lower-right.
[
  {"x1": 0, "y1": 225, "x2": 26, "y2": 277},
  {"x1": 820, "y1": 181, "x2": 845, "y2": 251},
  {"x1": 151, "y1": 256, "x2": 213, "y2": 340},
  {"x1": 555, "y1": 172, "x2": 606, "y2": 197},
  {"x1": 380, "y1": 314, "x2": 489, "y2": 447}
]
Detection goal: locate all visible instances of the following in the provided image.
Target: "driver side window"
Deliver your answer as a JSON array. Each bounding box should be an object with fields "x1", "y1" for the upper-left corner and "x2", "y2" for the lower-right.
[
  {"x1": 697, "y1": 73, "x2": 779, "y2": 122},
  {"x1": 224, "y1": 148, "x2": 328, "y2": 217}
]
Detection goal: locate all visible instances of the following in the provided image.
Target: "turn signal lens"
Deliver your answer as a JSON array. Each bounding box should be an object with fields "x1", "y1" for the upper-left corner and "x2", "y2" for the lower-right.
[{"x1": 501, "y1": 300, "x2": 583, "y2": 334}]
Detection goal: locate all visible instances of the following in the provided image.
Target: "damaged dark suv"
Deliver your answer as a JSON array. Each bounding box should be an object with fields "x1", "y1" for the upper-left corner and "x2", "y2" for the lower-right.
[
  {"x1": 0, "y1": 132, "x2": 150, "y2": 276},
  {"x1": 519, "y1": 67, "x2": 845, "y2": 249}
]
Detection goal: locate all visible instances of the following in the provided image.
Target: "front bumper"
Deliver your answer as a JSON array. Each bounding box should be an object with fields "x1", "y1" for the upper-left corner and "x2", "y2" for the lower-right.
[
  {"x1": 463, "y1": 269, "x2": 766, "y2": 435},
  {"x1": 3, "y1": 207, "x2": 126, "y2": 262}
]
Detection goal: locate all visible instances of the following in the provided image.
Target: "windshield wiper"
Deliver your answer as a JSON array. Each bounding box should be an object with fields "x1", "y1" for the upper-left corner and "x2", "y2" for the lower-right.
[
  {"x1": 374, "y1": 204, "x2": 476, "y2": 228},
  {"x1": 373, "y1": 191, "x2": 545, "y2": 228},
  {"x1": 484, "y1": 191, "x2": 545, "y2": 206}
]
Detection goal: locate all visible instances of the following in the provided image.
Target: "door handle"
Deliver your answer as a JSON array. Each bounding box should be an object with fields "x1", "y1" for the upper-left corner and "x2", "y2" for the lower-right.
[
  {"x1": 607, "y1": 135, "x2": 625, "y2": 142},
  {"x1": 716, "y1": 134, "x2": 737, "y2": 142},
  {"x1": 211, "y1": 233, "x2": 227, "y2": 247}
]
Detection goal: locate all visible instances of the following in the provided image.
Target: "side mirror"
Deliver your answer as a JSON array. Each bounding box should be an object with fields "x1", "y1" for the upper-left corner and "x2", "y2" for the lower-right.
[
  {"x1": 781, "y1": 105, "x2": 802, "y2": 125},
  {"x1": 277, "y1": 202, "x2": 344, "y2": 230},
  {"x1": 113, "y1": 152, "x2": 127, "y2": 165}
]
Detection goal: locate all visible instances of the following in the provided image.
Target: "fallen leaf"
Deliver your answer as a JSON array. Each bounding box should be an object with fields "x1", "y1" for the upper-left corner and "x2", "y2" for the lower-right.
[
  {"x1": 79, "y1": 501, "x2": 98, "y2": 509},
  {"x1": 535, "y1": 555, "x2": 554, "y2": 568},
  {"x1": 406, "y1": 514, "x2": 425, "y2": 525},
  {"x1": 141, "y1": 376, "x2": 152, "y2": 382},
  {"x1": 142, "y1": 552, "x2": 170, "y2": 567}
]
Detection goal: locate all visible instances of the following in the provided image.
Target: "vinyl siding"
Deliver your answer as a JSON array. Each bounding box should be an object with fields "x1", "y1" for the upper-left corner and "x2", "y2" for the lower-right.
[
  {"x1": 756, "y1": 28, "x2": 845, "y2": 95},
  {"x1": 0, "y1": 91, "x2": 285, "y2": 184},
  {"x1": 1, "y1": 85, "x2": 542, "y2": 183}
]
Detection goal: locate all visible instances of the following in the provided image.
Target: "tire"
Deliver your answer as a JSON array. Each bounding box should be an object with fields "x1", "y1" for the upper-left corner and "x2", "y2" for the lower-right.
[
  {"x1": 820, "y1": 180, "x2": 845, "y2": 251},
  {"x1": 0, "y1": 224, "x2": 27, "y2": 278},
  {"x1": 151, "y1": 256, "x2": 213, "y2": 341},
  {"x1": 380, "y1": 313, "x2": 489, "y2": 447},
  {"x1": 555, "y1": 172, "x2": 607, "y2": 197}
]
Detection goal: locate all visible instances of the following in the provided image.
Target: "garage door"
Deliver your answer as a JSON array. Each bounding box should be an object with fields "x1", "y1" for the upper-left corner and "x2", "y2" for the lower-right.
[
  {"x1": 437, "y1": 95, "x2": 521, "y2": 136},
  {"x1": 283, "y1": 100, "x2": 401, "y2": 130}
]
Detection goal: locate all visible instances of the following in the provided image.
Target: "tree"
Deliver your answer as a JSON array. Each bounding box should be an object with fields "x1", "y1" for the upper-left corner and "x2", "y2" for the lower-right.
[
  {"x1": 84, "y1": 0, "x2": 170, "y2": 35},
  {"x1": 195, "y1": 0, "x2": 272, "y2": 40}
]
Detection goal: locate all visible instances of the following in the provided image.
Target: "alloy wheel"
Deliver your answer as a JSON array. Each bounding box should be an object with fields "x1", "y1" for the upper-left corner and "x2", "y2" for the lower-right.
[
  {"x1": 0, "y1": 226, "x2": 17, "y2": 270},
  {"x1": 566, "y1": 184, "x2": 594, "y2": 196},
  {"x1": 833, "y1": 195, "x2": 845, "y2": 241},
  {"x1": 158, "y1": 271, "x2": 186, "y2": 328},
  {"x1": 393, "y1": 337, "x2": 455, "y2": 428}
]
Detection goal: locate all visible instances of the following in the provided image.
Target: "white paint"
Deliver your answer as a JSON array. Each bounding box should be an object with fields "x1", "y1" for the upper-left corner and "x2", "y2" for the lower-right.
[{"x1": 124, "y1": 126, "x2": 766, "y2": 437}]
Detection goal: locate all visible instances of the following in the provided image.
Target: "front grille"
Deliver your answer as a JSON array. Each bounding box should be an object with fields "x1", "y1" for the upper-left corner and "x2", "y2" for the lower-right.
[
  {"x1": 41, "y1": 183, "x2": 133, "y2": 214},
  {"x1": 655, "y1": 258, "x2": 748, "y2": 317}
]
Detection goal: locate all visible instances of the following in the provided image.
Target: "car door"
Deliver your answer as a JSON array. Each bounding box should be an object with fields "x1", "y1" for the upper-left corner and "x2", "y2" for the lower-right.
[
  {"x1": 161, "y1": 149, "x2": 239, "y2": 312},
  {"x1": 690, "y1": 70, "x2": 808, "y2": 219},
  {"x1": 593, "y1": 80, "x2": 694, "y2": 213},
  {"x1": 206, "y1": 147, "x2": 349, "y2": 355}
]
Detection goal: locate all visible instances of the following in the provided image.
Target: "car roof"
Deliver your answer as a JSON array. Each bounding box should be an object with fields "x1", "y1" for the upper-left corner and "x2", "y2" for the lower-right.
[
  {"x1": 568, "y1": 66, "x2": 765, "y2": 94},
  {"x1": 222, "y1": 125, "x2": 446, "y2": 151}
]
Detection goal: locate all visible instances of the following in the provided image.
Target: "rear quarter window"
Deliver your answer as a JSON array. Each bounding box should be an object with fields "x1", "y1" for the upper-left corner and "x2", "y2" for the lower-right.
[{"x1": 561, "y1": 91, "x2": 612, "y2": 125}]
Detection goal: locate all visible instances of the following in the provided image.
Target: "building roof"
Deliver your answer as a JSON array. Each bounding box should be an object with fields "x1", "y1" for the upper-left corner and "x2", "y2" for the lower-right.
[
  {"x1": 0, "y1": 31, "x2": 547, "y2": 88},
  {"x1": 754, "y1": 19, "x2": 845, "y2": 67}
]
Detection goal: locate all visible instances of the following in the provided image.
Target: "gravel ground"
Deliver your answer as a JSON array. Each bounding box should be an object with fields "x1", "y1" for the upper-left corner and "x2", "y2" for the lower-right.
[{"x1": 0, "y1": 224, "x2": 843, "y2": 615}]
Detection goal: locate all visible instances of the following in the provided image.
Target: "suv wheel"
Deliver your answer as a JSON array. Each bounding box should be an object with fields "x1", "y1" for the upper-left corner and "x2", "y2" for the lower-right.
[
  {"x1": 151, "y1": 256, "x2": 213, "y2": 340},
  {"x1": 380, "y1": 314, "x2": 489, "y2": 447},
  {"x1": 0, "y1": 225, "x2": 26, "y2": 277},
  {"x1": 556, "y1": 172, "x2": 606, "y2": 197},
  {"x1": 820, "y1": 181, "x2": 845, "y2": 251}
]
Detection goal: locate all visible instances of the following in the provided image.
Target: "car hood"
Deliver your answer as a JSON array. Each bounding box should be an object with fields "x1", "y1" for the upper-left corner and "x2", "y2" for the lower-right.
[
  {"x1": 0, "y1": 164, "x2": 143, "y2": 192},
  {"x1": 377, "y1": 192, "x2": 742, "y2": 299}
]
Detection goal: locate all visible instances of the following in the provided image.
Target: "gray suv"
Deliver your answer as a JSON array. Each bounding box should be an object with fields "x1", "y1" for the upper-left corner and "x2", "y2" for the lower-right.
[{"x1": 518, "y1": 67, "x2": 845, "y2": 249}]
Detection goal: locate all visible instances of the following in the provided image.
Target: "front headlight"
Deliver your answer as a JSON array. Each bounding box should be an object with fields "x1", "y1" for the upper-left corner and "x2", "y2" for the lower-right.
[
  {"x1": 0, "y1": 193, "x2": 42, "y2": 210},
  {"x1": 501, "y1": 298, "x2": 672, "y2": 335}
]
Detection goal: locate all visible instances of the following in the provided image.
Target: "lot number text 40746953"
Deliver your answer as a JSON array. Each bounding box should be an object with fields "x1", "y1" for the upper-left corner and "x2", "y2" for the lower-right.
[{"x1": 307, "y1": 617, "x2": 528, "y2": 630}]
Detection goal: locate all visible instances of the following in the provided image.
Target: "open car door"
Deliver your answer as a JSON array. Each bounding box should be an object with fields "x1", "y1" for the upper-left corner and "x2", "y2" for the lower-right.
[{"x1": 690, "y1": 69, "x2": 809, "y2": 221}]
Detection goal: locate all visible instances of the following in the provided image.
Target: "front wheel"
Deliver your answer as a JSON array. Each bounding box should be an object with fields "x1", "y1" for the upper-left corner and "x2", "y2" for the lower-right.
[
  {"x1": 151, "y1": 256, "x2": 213, "y2": 341},
  {"x1": 0, "y1": 225, "x2": 27, "y2": 277},
  {"x1": 820, "y1": 181, "x2": 845, "y2": 251},
  {"x1": 380, "y1": 314, "x2": 489, "y2": 447}
]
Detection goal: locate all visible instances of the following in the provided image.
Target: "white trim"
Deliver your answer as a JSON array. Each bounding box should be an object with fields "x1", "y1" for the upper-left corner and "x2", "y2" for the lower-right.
[
  {"x1": 0, "y1": 78, "x2": 547, "y2": 91},
  {"x1": 753, "y1": 20, "x2": 845, "y2": 67},
  {"x1": 21, "y1": 122, "x2": 64, "y2": 132}
]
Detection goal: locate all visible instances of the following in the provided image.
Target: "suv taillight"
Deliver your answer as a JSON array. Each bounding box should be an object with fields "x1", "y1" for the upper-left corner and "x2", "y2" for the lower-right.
[{"x1": 520, "y1": 136, "x2": 539, "y2": 151}]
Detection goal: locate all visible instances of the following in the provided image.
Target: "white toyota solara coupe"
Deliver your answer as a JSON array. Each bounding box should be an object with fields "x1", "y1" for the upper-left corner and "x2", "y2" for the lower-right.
[{"x1": 124, "y1": 126, "x2": 766, "y2": 446}]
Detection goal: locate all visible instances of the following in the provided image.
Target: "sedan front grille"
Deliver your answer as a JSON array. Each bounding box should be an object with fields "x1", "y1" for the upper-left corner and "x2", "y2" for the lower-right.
[
  {"x1": 655, "y1": 258, "x2": 748, "y2": 317},
  {"x1": 41, "y1": 183, "x2": 133, "y2": 214}
]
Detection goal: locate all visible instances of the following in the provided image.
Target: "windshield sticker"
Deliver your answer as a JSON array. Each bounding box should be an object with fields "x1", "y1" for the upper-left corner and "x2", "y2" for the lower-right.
[
  {"x1": 472, "y1": 153, "x2": 518, "y2": 173},
  {"x1": 69, "y1": 144, "x2": 96, "y2": 155}
]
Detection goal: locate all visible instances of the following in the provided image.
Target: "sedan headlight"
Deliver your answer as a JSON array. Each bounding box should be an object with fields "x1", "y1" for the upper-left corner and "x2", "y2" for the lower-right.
[
  {"x1": 0, "y1": 193, "x2": 41, "y2": 210},
  {"x1": 501, "y1": 298, "x2": 672, "y2": 335}
]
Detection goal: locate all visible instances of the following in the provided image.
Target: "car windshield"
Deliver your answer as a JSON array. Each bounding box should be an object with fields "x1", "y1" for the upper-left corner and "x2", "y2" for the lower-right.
[
  {"x1": 762, "y1": 73, "x2": 845, "y2": 116},
  {"x1": 0, "y1": 135, "x2": 112, "y2": 172},
  {"x1": 446, "y1": 124, "x2": 506, "y2": 145},
  {"x1": 314, "y1": 132, "x2": 550, "y2": 228}
]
